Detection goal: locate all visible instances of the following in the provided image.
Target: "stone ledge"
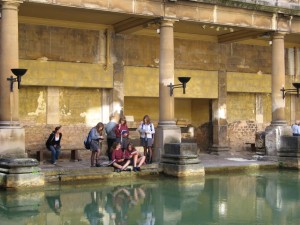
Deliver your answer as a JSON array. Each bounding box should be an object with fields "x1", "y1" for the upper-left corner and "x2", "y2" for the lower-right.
[{"x1": 43, "y1": 163, "x2": 162, "y2": 183}]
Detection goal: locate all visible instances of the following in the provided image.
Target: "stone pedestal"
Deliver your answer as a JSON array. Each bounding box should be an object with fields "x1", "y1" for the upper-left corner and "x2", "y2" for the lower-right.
[
  {"x1": 0, "y1": 158, "x2": 44, "y2": 189},
  {"x1": 161, "y1": 143, "x2": 204, "y2": 177},
  {"x1": 265, "y1": 125, "x2": 292, "y2": 156},
  {"x1": 0, "y1": 127, "x2": 26, "y2": 158},
  {"x1": 277, "y1": 136, "x2": 300, "y2": 169},
  {"x1": 153, "y1": 124, "x2": 181, "y2": 162}
]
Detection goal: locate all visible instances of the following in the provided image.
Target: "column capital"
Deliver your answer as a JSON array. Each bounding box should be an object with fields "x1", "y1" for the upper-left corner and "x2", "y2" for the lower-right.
[
  {"x1": 0, "y1": 0, "x2": 22, "y2": 8},
  {"x1": 271, "y1": 31, "x2": 286, "y2": 40},
  {"x1": 158, "y1": 17, "x2": 178, "y2": 27}
]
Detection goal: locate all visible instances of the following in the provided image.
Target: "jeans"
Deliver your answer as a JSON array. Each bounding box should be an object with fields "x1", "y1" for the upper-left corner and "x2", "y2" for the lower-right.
[{"x1": 48, "y1": 145, "x2": 60, "y2": 164}]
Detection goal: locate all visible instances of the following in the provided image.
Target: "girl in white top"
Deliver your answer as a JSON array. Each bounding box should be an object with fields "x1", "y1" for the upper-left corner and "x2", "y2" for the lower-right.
[{"x1": 137, "y1": 115, "x2": 155, "y2": 164}]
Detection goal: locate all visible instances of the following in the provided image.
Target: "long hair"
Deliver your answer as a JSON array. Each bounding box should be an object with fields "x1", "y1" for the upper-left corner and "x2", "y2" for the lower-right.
[
  {"x1": 111, "y1": 141, "x2": 121, "y2": 152},
  {"x1": 95, "y1": 122, "x2": 104, "y2": 135},
  {"x1": 127, "y1": 142, "x2": 134, "y2": 149},
  {"x1": 143, "y1": 115, "x2": 151, "y2": 124},
  {"x1": 119, "y1": 116, "x2": 127, "y2": 124}
]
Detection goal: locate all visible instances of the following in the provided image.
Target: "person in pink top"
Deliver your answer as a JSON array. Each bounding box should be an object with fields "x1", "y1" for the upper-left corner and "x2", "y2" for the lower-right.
[
  {"x1": 115, "y1": 116, "x2": 129, "y2": 151},
  {"x1": 111, "y1": 142, "x2": 131, "y2": 172},
  {"x1": 124, "y1": 143, "x2": 146, "y2": 172}
]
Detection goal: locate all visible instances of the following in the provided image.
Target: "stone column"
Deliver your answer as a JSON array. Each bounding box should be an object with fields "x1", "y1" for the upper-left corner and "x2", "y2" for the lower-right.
[
  {"x1": 154, "y1": 18, "x2": 181, "y2": 162},
  {"x1": 271, "y1": 32, "x2": 286, "y2": 126},
  {"x1": 0, "y1": 0, "x2": 26, "y2": 157},
  {"x1": 209, "y1": 70, "x2": 230, "y2": 155},
  {"x1": 0, "y1": 0, "x2": 21, "y2": 125},
  {"x1": 265, "y1": 32, "x2": 292, "y2": 156}
]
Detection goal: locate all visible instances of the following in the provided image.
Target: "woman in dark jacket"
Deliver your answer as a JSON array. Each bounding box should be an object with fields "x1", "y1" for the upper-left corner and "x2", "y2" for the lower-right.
[{"x1": 46, "y1": 126, "x2": 62, "y2": 165}]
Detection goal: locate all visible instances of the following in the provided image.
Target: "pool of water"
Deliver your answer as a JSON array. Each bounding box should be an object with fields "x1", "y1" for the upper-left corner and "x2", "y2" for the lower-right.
[{"x1": 1, "y1": 170, "x2": 300, "y2": 225}]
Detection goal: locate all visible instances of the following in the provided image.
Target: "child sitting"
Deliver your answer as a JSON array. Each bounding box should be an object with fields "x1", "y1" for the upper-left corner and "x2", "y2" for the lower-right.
[
  {"x1": 124, "y1": 143, "x2": 146, "y2": 172},
  {"x1": 111, "y1": 142, "x2": 131, "y2": 172}
]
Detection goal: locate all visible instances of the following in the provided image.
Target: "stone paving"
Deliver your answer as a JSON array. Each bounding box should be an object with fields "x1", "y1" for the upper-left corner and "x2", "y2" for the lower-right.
[{"x1": 38, "y1": 151, "x2": 278, "y2": 183}]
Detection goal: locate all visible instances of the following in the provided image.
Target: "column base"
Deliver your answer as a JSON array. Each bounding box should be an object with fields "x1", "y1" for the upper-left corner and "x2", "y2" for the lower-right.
[
  {"x1": 265, "y1": 124, "x2": 292, "y2": 156},
  {"x1": 153, "y1": 123, "x2": 181, "y2": 163},
  {"x1": 158, "y1": 120, "x2": 176, "y2": 126},
  {"x1": 270, "y1": 120, "x2": 287, "y2": 126},
  {"x1": 208, "y1": 145, "x2": 230, "y2": 155},
  {"x1": 0, "y1": 158, "x2": 44, "y2": 189},
  {"x1": 0, "y1": 121, "x2": 21, "y2": 127},
  {"x1": 0, "y1": 127, "x2": 26, "y2": 158}
]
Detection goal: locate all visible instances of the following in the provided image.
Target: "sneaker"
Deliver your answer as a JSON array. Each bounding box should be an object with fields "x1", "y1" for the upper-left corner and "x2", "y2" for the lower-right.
[
  {"x1": 133, "y1": 167, "x2": 138, "y2": 172},
  {"x1": 53, "y1": 162, "x2": 57, "y2": 165},
  {"x1": 115, "y1": 169, "x2": 121, "y2": 173}
]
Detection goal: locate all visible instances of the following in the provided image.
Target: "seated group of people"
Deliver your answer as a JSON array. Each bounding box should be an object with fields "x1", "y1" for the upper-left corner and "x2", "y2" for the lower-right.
[{"x1": 111, "y1": 142, "x2": 146, "y2": 172}]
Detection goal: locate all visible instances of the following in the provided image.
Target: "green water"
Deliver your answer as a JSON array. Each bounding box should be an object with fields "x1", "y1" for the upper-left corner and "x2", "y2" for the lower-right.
[{"x1": 1, "y1": 171, "x2": 300, "y2": 225}]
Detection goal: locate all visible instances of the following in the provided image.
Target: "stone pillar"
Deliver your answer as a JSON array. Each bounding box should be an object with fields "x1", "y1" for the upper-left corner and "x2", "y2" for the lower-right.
[
  {"x1": 265, "y1": 32, "x2": 292, "y2": 156},
  {"x1": 0, "y1": 0, "x2": 21, "y2": 125},
  {"x1": 0, "y1": 0, "x2": 26, "y2": 157},
  {"x1": 271, "y1": 32, "x2": 286, "y2": 126},
  {"x1": 154, "y1": 18, "x2": 181, "y2": 162},
  {"x1": 209, "y1": 70, "x2": 230, "y2": 155}
]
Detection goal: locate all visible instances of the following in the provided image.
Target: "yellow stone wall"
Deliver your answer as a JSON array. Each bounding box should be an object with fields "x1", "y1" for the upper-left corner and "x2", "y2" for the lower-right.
[
  {"x1": 17, "y1": 23, "x2": 289, "y2": 153},
  {"x1": 124, "y1": 97, "x2": 209, "y2": 127},
  {"x1": 20, "y1": 60, "x2": 113, "y2": 88},
  {"x1": 227, "y1": 93, "x2": 256, "y2": 123},
  {"x1": 59, "y1": 88, "x2": 102, "y2": 125},
  {"x1": 19, "y1": 24, "x2": 101, "y2": 63},
  {"x1": 19, "y1": 87, "x2": 47, "y2": 124},
  {"x1": 227, "y1": 72, "x2": 271, "y2": 93},
  {"x1": 124, "y1": 66, "x2": 218, "y2": 98}
]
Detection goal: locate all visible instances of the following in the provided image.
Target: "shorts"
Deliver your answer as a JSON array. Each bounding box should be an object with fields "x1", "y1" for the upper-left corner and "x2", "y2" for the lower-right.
[{"x1": 140, "y1": 138, "x2": 153, "y2": 147}]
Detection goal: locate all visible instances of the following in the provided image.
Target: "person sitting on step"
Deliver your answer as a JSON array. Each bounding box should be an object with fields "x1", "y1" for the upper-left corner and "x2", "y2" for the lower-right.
[
  {"x1": 111, "y1": 142, "x2": 131, "y2": 172},
  {"x1": 124, "y1": 143, "x2": 146, "y2": 172}
]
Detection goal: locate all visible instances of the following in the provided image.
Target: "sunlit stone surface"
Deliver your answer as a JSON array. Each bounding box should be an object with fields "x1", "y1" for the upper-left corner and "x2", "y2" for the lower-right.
[{"x1": 0, "y1": 158, "x2": 44, "y2": 189}]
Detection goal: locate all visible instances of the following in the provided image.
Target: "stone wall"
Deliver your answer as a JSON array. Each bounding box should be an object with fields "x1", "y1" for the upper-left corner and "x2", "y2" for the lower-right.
[
  {"x1": 17, "y1": 21, "x2": 298, "y2": 155},
  {"x1": 228, "y1": 120, "x2": 268, "y2": 152}
]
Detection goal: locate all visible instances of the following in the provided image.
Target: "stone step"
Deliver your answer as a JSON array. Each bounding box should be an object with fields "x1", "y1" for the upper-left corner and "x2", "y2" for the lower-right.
[{"x1": 42, "y1": 163, "x2": 161, "y2": 183}]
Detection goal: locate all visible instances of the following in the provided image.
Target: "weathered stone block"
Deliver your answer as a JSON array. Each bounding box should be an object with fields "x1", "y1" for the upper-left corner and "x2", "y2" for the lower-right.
[
  {"x1": 162, "y1": 163, "x2": 205, "y2": 177},
  {"x1": 0, "y1": 158, "x2": 44, "y2": 189},
  {"x1": 278, "y1": 136, "x2": 300, "y2": 157},
  {"x1": 164, "y1": 143, "x2": 198, "y2": 156}
]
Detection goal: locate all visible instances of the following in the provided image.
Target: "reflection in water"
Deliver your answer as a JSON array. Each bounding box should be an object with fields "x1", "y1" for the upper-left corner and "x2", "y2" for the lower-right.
[
  {"x1": 1, "y1": 171, "x2": 300, "y2": 225},
  {"x1": 46, "y1": 194, "x2": 62, "y2": 215}
]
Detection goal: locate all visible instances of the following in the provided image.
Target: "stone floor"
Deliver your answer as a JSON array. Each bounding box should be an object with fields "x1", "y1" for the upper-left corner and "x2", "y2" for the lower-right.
[{"x1": 38, "y1": 151, "x2": 278, "y2": 183}]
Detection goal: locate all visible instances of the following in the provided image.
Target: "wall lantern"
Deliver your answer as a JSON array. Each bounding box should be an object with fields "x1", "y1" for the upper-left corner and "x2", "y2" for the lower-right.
[
  {"x1": 280, "y1": 82, "x2": 300, "y2": 99},
  {"x1": 167, "y1": 77, "x2": 191, "y2": 96},
  {"x1": 7, "y1": 68, "x2": 27, "y2": 92}
]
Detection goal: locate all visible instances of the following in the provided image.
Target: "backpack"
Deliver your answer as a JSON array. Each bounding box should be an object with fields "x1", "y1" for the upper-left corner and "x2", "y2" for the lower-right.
[{"x1": 84, "y1": 129, "x2": 92, "y2": 150}]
